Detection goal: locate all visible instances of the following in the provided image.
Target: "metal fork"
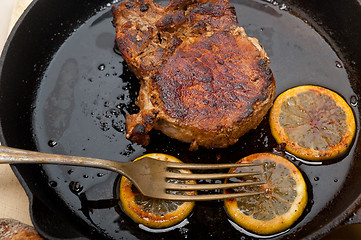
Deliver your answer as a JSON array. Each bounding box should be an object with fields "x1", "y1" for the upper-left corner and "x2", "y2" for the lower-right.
[{"x1": 0, "y1": 145, "x2": 264, "y2": 201}]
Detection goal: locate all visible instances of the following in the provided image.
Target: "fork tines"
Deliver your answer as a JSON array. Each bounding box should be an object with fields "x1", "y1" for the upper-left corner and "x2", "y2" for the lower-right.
[
  {"x1": 162, "y1": 161, "x2": 265, "y2": 201},
  {"x1": 165, "y1": 161, "x2": 264, "y2": 170},
  {"x1": 166, "y1": 171, "x2": 261, "y2": 180},
  {"x1": 165, "y1": 161, "x2": 263, "y2": 181},
  {"x1": 160, "y1": 191, "x2": 264, "y2": 201}
]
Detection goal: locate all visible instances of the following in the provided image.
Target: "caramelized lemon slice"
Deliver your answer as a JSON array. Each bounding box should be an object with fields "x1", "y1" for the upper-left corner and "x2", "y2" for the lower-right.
[
  {"x1": 270, "y1": 85, "x2": 356, "y2": 160},
  {"x1": 119, "y1": 153, "x2": 195, "y2": 228},
  {"x1": 224, "y1": 153, "x2": 307, "y2": 235}
]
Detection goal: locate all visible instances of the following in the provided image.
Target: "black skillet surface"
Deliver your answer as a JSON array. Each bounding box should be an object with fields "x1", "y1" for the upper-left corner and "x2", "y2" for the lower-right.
[{"x1": 0, "y1": 0, "x2": 361, "y2": 239}]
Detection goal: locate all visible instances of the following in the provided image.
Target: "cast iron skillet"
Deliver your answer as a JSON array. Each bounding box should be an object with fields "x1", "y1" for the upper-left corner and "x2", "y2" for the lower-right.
[{"x1": 1, "y1": 0, "x2": 361, "y2": 239}]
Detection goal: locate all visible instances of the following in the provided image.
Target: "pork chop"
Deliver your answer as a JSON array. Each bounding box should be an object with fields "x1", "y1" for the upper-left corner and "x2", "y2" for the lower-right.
[{"x1": 112, "y1": 0, "x2": 275, "y2": 150}]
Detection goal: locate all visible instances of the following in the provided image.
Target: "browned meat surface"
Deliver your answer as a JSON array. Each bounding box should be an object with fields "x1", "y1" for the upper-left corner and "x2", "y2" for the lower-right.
[{"x1": 112, "y1": 0, "x2": 275, "y2": 150}]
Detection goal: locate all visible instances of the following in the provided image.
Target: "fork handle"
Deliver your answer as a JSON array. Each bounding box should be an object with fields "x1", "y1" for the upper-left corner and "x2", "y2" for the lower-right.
[{"x1": 0, "y1": 145, "x2": 124, "y2": 173}]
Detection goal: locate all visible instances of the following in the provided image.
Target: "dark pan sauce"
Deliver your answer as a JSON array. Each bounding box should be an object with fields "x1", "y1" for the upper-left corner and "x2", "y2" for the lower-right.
[{"x1": 31, "y1": 0, "x2": 359, "y2": 239}]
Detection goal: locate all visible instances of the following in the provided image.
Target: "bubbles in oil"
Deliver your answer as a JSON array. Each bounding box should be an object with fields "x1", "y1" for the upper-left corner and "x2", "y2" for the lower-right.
[
  {"x1": 178, "y1": 227, "x2": 188, "y2": 237},
  {"x1": 263, "y1": 135, "x2": 269, "y2": 148},
  {"x1": 112, "y1": 120, "x2": 125, "y2": 132},
  {"x1": 98, "y1": 64, "x2": 106, "y2": 71},
  {"x1": 266, "y1": 0, "x2": 288, "y2": 10},
  {"x1": 100, "y1": 122, "x2": 110, "y2": 131},
  {"x1": 120, "y1": 144, "x2": 136, "y2": 156},
  {"x1": 48, "y1": 140, "x2": 58, "y2": 147},
  {"x1": 279, "y1": 3, "x2": 287, "y2": 10},
  {"x1": 350, "y1": 95, "x2": 358, "y2": 107},
  {"x1": 113, "y1": 46, "x2": 122, "y2": 56},
  {"x1": 69, "y1": 181, "x2": 84, "y2": 194},
  {"x1": 49, "y1": 181, "x2": 57, "y2": 187},
  {"x1": 335, "y1": 61, "x2": 343, "y2": 68}
]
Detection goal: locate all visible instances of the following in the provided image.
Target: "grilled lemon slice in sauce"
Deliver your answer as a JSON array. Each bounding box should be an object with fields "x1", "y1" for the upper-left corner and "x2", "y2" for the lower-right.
[
  {"x1": 269, "y1": 85, "x2": 356, "y2": 160},
  {"x1": 120, "y1": 153, "x2": 196, "y2": 228},
  {"x1": 224, "y1": 153, "x2": 308, "y2": 235}
]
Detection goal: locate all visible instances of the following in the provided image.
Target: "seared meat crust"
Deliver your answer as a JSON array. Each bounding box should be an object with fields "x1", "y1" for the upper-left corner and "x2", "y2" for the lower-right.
[{"x1": 112, "y1": 0, "x2": 275, "y2": 150}]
